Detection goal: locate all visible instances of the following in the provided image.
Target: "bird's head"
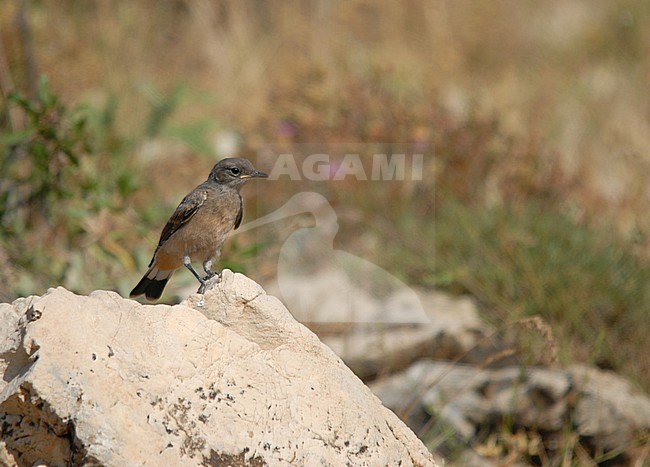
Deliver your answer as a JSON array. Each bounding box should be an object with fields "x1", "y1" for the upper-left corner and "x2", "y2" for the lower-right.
[{"x1": 208, "y1": 158, "x2": 268, "y2": 187}]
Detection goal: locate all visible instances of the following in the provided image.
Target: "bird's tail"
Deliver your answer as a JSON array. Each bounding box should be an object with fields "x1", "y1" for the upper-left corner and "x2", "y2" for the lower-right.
[{"x1": 129, "y1": 266, "x2": 175, "y2": 301}]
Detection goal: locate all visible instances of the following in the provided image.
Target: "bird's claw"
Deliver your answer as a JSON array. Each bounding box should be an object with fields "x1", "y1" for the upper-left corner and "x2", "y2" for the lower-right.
[
  {"x1": 197, "y1": 271, "x2": 222, "y2": 294},
  {"x1": 202, "y1": 271, "x2": 217, "y2": 281}
]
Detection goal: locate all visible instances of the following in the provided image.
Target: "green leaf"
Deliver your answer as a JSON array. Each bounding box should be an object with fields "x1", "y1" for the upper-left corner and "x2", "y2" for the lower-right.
[{"x1": 1, "y1": 128, "x2": 36, "y2": 146}]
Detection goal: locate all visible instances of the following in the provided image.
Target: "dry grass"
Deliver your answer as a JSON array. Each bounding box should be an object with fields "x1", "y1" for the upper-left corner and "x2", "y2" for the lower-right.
[
  {"x1": 512, "y1": 316, "x2": 560, "y2": 367},
  {"x1": 2, "y1": 1, "x2": 649, "y2": 215}
]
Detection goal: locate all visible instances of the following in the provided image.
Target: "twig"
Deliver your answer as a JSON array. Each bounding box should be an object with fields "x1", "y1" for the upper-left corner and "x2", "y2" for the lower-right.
[{"x1": 17, "y1": 0, "x2": 39, "y2": 100}]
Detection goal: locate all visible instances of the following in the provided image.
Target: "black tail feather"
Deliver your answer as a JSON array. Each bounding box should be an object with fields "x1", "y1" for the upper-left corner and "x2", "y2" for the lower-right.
[{"x1": 130, "y1": 275, "x2": 170, "y2": 301}]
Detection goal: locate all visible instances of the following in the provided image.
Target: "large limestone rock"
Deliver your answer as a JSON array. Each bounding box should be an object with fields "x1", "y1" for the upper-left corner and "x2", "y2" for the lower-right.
[{"x1": 0, "y1": 271, "x2": 435, "y2": 466}]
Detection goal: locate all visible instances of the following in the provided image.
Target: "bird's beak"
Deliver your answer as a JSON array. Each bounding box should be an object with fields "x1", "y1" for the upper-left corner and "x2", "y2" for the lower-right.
[{"x1": 239, "y1": 170, "x2": 268, "y2": 179}]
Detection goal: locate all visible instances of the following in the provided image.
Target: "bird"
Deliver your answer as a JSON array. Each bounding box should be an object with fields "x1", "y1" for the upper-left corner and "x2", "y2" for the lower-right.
[{"x1": 129, "y1": 157, "x2": 268, "y2": 301}]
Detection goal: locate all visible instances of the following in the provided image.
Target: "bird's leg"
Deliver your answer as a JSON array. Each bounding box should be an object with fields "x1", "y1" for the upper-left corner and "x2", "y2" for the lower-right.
[
  {"x1": 202, "y1": 259, "x2": 216, "y2": 280},
  {"x1": 202, "y1": 258, "x2": 223, "y2": 288},
  {"x1": 183, "y1": 255, "x2": 207, "y2": 294}
]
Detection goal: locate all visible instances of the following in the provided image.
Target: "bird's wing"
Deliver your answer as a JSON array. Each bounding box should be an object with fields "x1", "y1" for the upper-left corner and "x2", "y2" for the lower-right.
[
  {"x1": 148, "y1": 189, "x2": 207, "y2": 267},
  {"x1": 234, "y1": 193, "x2": 243, "y2": 230}
]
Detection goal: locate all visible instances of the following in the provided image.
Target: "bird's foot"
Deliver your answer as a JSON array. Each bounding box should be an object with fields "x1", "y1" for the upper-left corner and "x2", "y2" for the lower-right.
[
  {"x1": 202, "y1": 271, "x2": 217, "y2": 281},
  {"x1": 203, "y1": 270, "x2": 222, "y2": 282},
  {"x1": 197, "y1": 271, "x2": 222, "y2": 294}
]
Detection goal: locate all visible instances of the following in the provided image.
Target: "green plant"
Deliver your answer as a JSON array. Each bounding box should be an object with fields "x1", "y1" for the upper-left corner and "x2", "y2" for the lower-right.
[
  {"x1": 0, "y1": 76, "x2": 142, "y2": 297},
  {"x1": 379, "y1": 197, "x2": 650, "y2": 390},
  {"x1": 1, "y1": 76, "x2": 91, "y2": 230}
]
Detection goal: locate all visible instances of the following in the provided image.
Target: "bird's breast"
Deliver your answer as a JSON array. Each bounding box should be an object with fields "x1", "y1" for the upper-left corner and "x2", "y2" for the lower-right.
[{"x1": 159, "y1": 188, "x2": 240, "y2": 262}]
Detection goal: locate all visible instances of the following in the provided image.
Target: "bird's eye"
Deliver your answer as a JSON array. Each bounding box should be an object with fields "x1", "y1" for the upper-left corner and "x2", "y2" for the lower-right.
[{"x1": 230, "y1": 167, "x2": 241, "y2": 175}]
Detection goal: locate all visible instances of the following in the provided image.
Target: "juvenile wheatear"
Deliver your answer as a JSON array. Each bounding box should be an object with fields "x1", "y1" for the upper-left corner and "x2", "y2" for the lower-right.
[{"x1": 130, "y1": 157, "x2": 267, "y2": 301}]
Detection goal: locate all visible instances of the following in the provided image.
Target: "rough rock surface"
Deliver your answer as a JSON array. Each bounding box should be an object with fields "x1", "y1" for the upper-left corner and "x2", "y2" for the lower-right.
[
  {"x1": 370, "y1": 360, "x2": 650, "y2": 464},
  {"x1": 569, "y1": 364, "x2": 650, "y2": 451},
  {"x1": 0, "y1": 270, "x2": 435, "y2": 466}
]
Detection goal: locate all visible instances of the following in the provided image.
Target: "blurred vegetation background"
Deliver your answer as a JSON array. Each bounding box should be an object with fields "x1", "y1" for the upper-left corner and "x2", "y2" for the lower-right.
[{"x1": 1, "y1": 0, "x2": 650, "y2": 462}]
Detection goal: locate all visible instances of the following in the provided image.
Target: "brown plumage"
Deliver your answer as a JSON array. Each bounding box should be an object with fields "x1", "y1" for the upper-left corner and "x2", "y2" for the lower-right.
[{"x1": 130, "y1": 157, "x2": 267, "y2": 301}]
